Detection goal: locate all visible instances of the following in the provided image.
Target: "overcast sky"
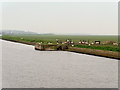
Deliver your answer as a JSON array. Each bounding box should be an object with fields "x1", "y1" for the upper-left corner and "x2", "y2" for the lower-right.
[{"x1": 1, "y1": 1, "x2": 118, "y2": 35}]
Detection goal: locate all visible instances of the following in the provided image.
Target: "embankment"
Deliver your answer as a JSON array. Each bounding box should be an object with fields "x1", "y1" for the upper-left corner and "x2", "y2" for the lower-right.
[
  {"x1": 1, "y1": 38, "x2": 35, "y2": 45},
  {"x1": 67, "y1": 47, "x2": 119, "y2": 59}
]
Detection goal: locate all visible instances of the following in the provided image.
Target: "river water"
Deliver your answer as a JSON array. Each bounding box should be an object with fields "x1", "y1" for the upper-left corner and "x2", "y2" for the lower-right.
[{"x1": 1, "y1": 40, "x2": 118, "y2": 88}]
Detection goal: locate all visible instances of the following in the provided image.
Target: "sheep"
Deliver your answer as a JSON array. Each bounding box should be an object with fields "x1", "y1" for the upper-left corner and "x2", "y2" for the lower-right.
[
  {"x1": 85, "y1": 42, "x2": 88, "y2": 44},
  {"x1": 95, "y1": 42, "x2": 100, "y2": 44},
  {"x1": 64, "y1": 42, "x2": 67, "y2": 44},
  {"x1": 72, "y1": 45, "x2": 74, "y2": 47},
  {"x1": 48, "y1": 42, "x2": 53, "y2": 45},
  {"x1": 79, "y1": 42, "x2": 82, "y2": 44},
  {"x1": 82, "y1": 42, "x2": 85, "y2": 44},
  {"x1": 113, "y1": 43, "x2": 118, "y2": 46},
  {"x1": 91, "y1": 43, "x2": 94, "y2": 45},
  {"x1": 62, "y1": 42, "x2": 65, "y2": 44}
]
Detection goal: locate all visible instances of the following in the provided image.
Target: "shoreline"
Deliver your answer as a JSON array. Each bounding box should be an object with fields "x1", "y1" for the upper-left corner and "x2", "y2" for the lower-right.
[
  {"x1": 1, "y1": 38, "x2": 35, "y2": 46},
  {"x1": 66, "y1": 47, "x2": 119, "y2": 60},
  {"x1": 1, "y1": 38, "x2": 119, "y2": 60}
]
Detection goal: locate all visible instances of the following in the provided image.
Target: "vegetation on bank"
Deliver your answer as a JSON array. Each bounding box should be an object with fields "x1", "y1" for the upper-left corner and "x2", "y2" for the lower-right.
[
  {"x1": 1, "y1": 35, "x2": 119, "y2": 52},
  {"x1": 2, "y1": 34, "x2": 118, "y2": 42},
  {"x1": 74, "y1": 44, "x2": 119, "y2": 52}
]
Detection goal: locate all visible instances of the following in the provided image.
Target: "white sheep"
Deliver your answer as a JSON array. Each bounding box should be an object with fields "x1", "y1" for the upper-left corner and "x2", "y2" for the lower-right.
[
  {"x1": 113, "y1": 43, "x2": 118, "y2": 46},
  {"x1": 91, "y1": 43, "x2": 94, "y2": 45},
  {"x1": 48, "y1": 42, "x2": 52, "y2": 45},
  {"x1": 79, "y1": 42, "x2": 82, "y2": 44},
  {"x1": 88, "y1": 44, "x2": 91, "y2": 46},
  {"x1": 72, "y1": 45, "x2": 74, "y2": 47}
]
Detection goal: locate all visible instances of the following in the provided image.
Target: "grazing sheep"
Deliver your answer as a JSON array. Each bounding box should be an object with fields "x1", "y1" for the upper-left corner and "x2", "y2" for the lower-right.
[
  {"x1": 64, "y1": 42, "x2": 67, "y2": 44},
  {"x1": 72, "y1": 45, "x2": 74, "y2": 47},
  {"x1": 95, "y1": 41, "x2": 100, "y2": 44},
  {"x1": 85, "y1": 42, "x2": 88, "y2": 44},
  {"x1": 82, "y1": 42, "x2": 85, "y2": 44},
  {"x1": 62, "y1": 42, "x2": 64, "y2": 44},
  {"x1": 95, "y1": 42, "x2": 100, "y2": 44},
  {"x1": 67, "y1": 39, "x2": 69, "y2": 42},
  {"x1": 113, "y1": 43, "x2": 118, "y2": 46},
  {"x1": 91, "y1": 43, "x2": 94, "y2": 45},
  {"x1": 48, "y1": 42, "x2": 52, "y2": 45},
  {"x1": 79, "y1": 42, "x2": 82, "y2": 44}
]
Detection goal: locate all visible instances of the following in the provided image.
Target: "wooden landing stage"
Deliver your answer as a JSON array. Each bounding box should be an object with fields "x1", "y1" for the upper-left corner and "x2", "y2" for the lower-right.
[{"x1": 35, "y1": 44, "x2": 57, "y2": 51}]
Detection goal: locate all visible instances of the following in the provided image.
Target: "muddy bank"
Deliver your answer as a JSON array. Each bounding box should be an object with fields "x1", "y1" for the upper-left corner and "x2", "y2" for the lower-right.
[
  {"x1": 35, "y1": 44, "x2": 119, "y2": 59},
  {"x1": 67, "y1": 47, "x2": 119, "y2": 59},
  {"x1": 1, "y1": 38, "x2": 36, "y2": 45}
]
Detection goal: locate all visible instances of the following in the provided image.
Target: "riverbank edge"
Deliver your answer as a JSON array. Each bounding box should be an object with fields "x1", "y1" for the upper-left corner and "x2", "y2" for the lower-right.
[
  {"x1": 1, "y1": 38, "x2": 35, "y2": 45},
  {"x1": 66, "y1": 47, "x2": 119, "y2": 59},
  {"x1": 1, "y1": 38, "x2": 119, "y2": 59}
]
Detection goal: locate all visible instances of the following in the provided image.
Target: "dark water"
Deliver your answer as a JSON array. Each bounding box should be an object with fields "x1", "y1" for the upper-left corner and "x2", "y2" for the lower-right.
[{"x1": 2, "y1": 40, "x2": 118, "y2": 88}]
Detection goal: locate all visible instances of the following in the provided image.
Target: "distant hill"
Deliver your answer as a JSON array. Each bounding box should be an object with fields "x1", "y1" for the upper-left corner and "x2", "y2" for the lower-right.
[
  {"x1": 1, "y1": 30, "x2": 39, "y2": 35},
  {"x1": 1, "y1": 30, "x2": 56, "y2": 35}
]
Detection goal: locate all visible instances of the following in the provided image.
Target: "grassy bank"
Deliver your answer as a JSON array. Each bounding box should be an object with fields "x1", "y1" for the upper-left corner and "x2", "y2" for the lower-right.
[
  {"x1": 1, "y1": 35, "x2": 119, "y2": 52},
  {"x1": 74, "y1": 44, "x2": 119, "y2": 52},
  {"x1": 2, "y1": 34, "x2": 118, "y2": 43}
]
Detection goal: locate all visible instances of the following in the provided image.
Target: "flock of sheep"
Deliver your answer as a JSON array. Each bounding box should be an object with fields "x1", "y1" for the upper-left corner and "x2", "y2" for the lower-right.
[{"x1": 36, "y1": 39, "x2": 118, "y2": 46}]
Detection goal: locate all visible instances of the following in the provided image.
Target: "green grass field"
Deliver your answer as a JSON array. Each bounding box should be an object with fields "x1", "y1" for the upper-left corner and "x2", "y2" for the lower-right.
[
  {"x1": 2, "y1": 34, "x2": 118, "y2": 43},
  {"x1": 74, "y1": 44, "x2": 119, "y2": 52},
  {"x1": 1, "y1": 35, "x2": 119, "y2": 52}
]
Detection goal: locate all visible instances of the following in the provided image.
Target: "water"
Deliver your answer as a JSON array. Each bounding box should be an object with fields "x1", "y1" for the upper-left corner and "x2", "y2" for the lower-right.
[{"x1": 2, "y1": 40, "x2": 118, "y2": 88}]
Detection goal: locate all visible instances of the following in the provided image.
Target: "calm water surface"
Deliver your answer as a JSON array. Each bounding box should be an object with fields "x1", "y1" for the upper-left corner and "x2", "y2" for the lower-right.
[{"x1": 2, "y1": 40, "x2": 118, "y2": 88}]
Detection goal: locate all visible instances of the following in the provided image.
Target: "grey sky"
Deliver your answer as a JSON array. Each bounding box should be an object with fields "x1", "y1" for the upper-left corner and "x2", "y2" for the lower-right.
[{"x1": 2, "y1": 2, "x2": 118, "y2": 35}]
